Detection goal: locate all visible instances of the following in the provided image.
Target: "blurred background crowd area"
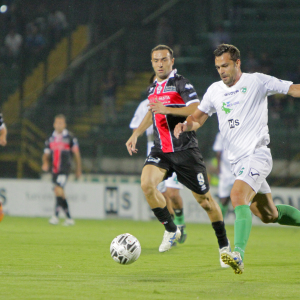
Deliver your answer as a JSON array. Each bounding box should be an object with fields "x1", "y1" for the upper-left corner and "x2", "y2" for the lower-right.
[{"x1": 0, "y1": 0, "x2": 299, "y2": 186}]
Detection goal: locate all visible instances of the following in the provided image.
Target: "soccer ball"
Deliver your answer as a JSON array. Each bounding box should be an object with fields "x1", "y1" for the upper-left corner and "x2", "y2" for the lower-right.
[{"x1": 110, "y1": 233, "x2": 141, "y2": 265}]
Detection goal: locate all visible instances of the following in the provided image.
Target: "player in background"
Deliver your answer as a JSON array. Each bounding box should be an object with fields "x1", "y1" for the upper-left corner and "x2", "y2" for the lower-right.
[
  {"x1": 212, "y1": 132, "x2": 235, "y2": 218},
  {"x1": 129, "y1": 80, "x2": 187, "y2": 244},
  {"x1": 42, "y1": 114, "x2": 82, "y2": 226},
  {"x1": 126, "y1": 45, "x2": 230, "y2": 268},
  {"x1": 0, "y1": 113, "x2": 7, "y2": 222},
  {"x1": 174, "y1": 43, "x2": 300, "y2": 274}
]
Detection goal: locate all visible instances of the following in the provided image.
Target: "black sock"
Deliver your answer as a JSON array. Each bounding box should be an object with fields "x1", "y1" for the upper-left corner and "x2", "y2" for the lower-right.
[
  {"x1": 152, "y1": 206, "x2": 177, "y2": 232},
  {"x1": 212, "y1": 221, "x2": 228, "y2": 249},
  {"x1": 174, "y1": 208, "x2": 183, "y2": 217},
  {"x1": 60, "y1": 198, "x2": 71, "y2": 219},
  {"x1": 55, "y1": 196, "x2": 64, "y2": 217},
  {"x1": 171, "y1": 214, "x2": 175, "y2": 220}
]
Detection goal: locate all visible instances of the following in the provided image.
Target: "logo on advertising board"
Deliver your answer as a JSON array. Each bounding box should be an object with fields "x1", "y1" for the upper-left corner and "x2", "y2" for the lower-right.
[{"x1": 105, "y1": 187, "x2": 119, "y2": 214}]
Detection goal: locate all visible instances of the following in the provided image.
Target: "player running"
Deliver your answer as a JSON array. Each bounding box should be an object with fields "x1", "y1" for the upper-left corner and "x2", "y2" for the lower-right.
[
  {"x1": 42, "y1": 114, "x2": 82, "y2": 226},
  {"x1": 126, "y1": 45, "x2": 230, "y2": 268},
  {"x1": 0, "y1": 113, "x2": 7, "y2": 222},
  {"x1": 174, "y1": 43, "x2": 300, "y2": 274},
  {"x1": 130, "y1": 93, "x2": 187, "y2": 244},
  {"x1": 213, "y1": 132, "x2": 235, "y2": 218}
]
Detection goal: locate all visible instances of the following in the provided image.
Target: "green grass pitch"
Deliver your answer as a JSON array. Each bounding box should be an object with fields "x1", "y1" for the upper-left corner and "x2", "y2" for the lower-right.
[{"x1": 1, "y1": 216, "x2": 300, "y2": 300}]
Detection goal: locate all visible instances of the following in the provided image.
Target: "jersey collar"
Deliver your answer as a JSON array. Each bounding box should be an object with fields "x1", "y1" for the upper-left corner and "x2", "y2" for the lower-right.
[
  {"x1": 52, "y1": 129, "x2": 68, "y2": 137},
  {"x1": 155, "y1": 69, "x2": 177, "y2": 85},
  {"x1": 222, "y1": 72, "x2": 244, "y2": 89}
]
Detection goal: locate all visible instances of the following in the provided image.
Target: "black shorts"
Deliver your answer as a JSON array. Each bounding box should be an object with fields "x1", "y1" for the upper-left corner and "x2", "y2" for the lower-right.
[
  {"x1": 144, "y1": 147, "x2": 209, "y2": 195},
  {"x1": 52, "y1": 173, "x2": 68, "y2": 188}
]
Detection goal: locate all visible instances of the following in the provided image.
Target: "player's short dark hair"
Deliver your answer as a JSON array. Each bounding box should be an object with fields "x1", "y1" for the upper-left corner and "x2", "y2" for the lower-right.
[
  {"x1": 151, "y1": 45, "x2": 174, "y2": 59},
  {"x1": 55, "y1": 114, "x2": 66, "y2": 121},
  {"x1": 214, "y1": 44, "x2": 240, "y2": 62}
]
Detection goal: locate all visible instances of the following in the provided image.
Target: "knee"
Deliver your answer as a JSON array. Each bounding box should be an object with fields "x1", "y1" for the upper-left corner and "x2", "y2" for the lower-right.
[
  {"x1": 259, "y1": 213, "x2": 277, "y2": 224},
  {"x1": 168, "y1": 190, "x2": 179, "y2": 202},
  {"x1": 141, "y1": 179, "x2": 157, "y2": 197},
  {"x1": 196, "y1": 196, "x2": 212, "y2": 211},
  {"x1": 54, "y1": 186, "x2": 63, "y2": 197},
  {"x1": 230, "y1": 189, "x2": 247, "y2": 208}
]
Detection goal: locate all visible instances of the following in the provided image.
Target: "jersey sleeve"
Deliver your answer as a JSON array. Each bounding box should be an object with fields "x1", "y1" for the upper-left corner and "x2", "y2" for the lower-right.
[
  {"x1": 198, "y1": 87, "x2": 216, "y2": 116},
  {"x1": 44, "y1": 138, "x2": 51, "y2": 154},
  {"x1": 177, "y1": 78, "x2": 200, "y2": 106},
  {"x1": 129, "y1": 99, "x2": 149, "y2": 129},
  {"x1": 254, "y1": 73, "x2": 293, "y2": 96},
  {"x1": 212, "y1": 132, "x2": 223, "y2": 152}
]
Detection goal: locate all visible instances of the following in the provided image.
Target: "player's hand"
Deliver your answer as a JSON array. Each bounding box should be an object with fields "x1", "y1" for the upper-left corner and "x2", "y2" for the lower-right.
[
  {"x1": 126, "y1": 134, "x2": 138, "y2": 156},
  {"x1": 174, "y1": 122, "x2": 188, "y2": 139},
  {"x1": 148, "y1": 99, "x2": 168, "y2": 115},
  {"x1": 75, "y1": 169, "x2": 82, "y2": 179},
  {"x1": 0, "y1": 136, "x2": 7, "y2": 146},
  {"x1": 42, "y1": 163, "x2": 49, "y2": 172}
]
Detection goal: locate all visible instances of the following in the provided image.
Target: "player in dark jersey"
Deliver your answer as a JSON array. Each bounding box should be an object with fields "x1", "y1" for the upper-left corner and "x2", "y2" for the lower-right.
[
  {"x1": 0, "y1": 113, "x2": 7, "y2": 222},
  {"x1": 126, "y1": 45, "x2": 230, "y2": 267},
  {"x1": 42, "y1": 114, "x2": 82, "y2": 226}
]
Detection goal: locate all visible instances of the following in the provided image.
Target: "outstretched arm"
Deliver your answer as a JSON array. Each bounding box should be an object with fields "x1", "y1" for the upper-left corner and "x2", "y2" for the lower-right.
[
  {"x1": 73, "y1": 149, "x2": 82, "y2": 179},
  {"x1": 174, "y1": 108, "x2": 209, "y2": 139},
  {"x1": 287, "y1": 84, "x2": 300, "y2": 97},
  {"x1": 42, "y1": 153, "x2": 51, "y2": 172},
  {"x1": 126, "y1": 111, "x2": 153, "y2": 155},
  {"x1": 0, "y1": 125, "x2": 7, "y2": 146}
]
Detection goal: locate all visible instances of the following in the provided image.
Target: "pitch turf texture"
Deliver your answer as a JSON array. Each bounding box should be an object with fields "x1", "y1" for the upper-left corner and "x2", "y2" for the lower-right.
[{"x1": 1, "y1": 217, "x2": 300, "y2": 300}]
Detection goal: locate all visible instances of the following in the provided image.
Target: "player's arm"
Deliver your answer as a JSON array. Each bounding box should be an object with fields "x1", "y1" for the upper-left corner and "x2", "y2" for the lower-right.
[
  {"x1": 42, "y1": 152, "x2": 51, "y2": 172},
  {"x1": 148, "y1": 100, "x2": 199, "y2": 117},
  {"x1": 126, "y1": 111, "x2": 153, "y2": 155},
  {"x1": 215, "y1": 151, "x2": 221, "y2": 174},
  {"x1": 174, "y1": 108, "x2": 209, "y2": 139},
  {"x1": 73, "y1": 148, "x2": 82, "y2": 179},
  {"x1": 287, "y1": 84, "x2": 300, "y2": 97},
  {"x1": 0, "y1": 125, "x2": 7, "y2": 146}
]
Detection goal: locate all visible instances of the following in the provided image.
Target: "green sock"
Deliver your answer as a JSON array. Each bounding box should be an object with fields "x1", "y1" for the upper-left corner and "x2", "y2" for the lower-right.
[
  {"x1": 275, "y1": 205, "x2": 300, "y2": 226},
  {"x1": 174, "y1": 209, "x2": 185, "y2": 225},
  {"x1": 219, "y1": 203, "x2": 229, "y2": 218},
  {"x1": 233, "y1": 205, "x2": 252, "y2": 260}
]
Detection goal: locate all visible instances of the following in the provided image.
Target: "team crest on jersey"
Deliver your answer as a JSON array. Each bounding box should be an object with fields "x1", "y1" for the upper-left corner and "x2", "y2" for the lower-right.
[
  {"x1": 157, "y1": 85, "x2": 163, "y2": 94},
  {"x1": 221, "y1": 102, "x2": 233, "y2": 114},
  {"x1": 240, "y1": 86, "x2": 247, "y2": 94}
]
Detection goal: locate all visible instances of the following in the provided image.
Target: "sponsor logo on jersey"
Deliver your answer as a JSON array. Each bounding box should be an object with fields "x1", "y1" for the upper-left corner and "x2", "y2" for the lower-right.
[
  {"x1": 157, "y1": 85, "x2": 163, "y2": 94},
  {"x1": 147, "y1": 156, "x2": 161, "y2": 163},
  {"x1": 240, "y1": 86, "x2": 247, "y2": 94},
  {"x1": 185, "y1": 83, "x2": 194, "y2": 89},
  {"x1": 158, "y1": 96, "x2": 170, "y2": 101},
  {"x1": 224, "y1": 90, "x2": 239, "y2": 96},
  {"x1": 228, "y1": 119, "x2": 240, "y2": 129},
  {"x1": 249, "y1": 168, "x2": 260, "y2": 180},
  {"x1": 221, "y1": 102, "x2": 233, "y2": 114},
  {"x1": 164, "y1": 86, "x2": 176, "y2": 92}
]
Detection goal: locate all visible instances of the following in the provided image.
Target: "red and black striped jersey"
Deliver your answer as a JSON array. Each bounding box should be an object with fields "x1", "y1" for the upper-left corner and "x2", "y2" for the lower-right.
[
  {"x1": 148, "y1": 69, "x2": 200, "y2": 153},
  {"x1": 44, "y1": 129, "x2": 79, "y2": 174}
]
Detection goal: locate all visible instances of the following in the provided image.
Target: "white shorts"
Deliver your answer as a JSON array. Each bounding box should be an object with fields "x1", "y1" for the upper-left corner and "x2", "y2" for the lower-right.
[
  {"x1": 157, "y1": 172, "x2": 183, "y2": 193},
  {"x1": 218, "y1": 173, "x2": 235, "y2": 198},
  {"x1": 231, "y1": 146, "x2": 272, "y2": 194}
]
